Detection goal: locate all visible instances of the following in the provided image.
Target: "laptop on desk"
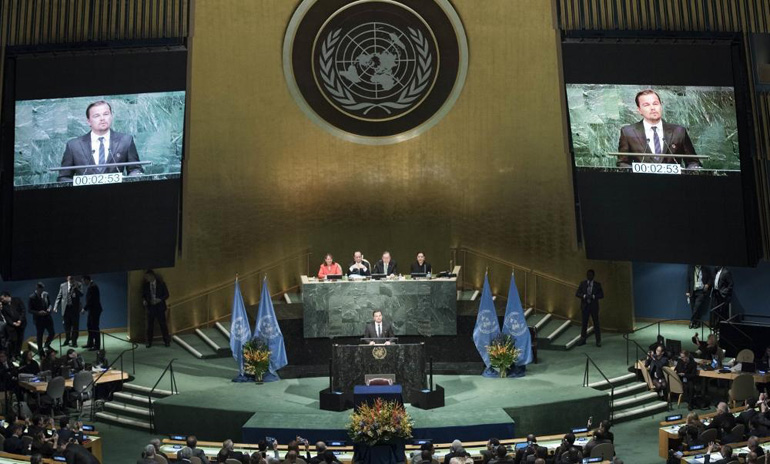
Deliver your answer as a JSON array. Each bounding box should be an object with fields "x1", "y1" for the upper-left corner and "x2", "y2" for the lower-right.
[{"x1": 371, "y1": 273, "x2": 387, "y2": 280}]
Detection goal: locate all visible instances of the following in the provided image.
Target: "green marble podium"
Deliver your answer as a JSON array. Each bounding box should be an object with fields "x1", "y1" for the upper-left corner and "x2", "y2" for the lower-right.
[
  {"x1": 301, "y1": 272, "x2": 459, "y2": 338},
  {"x1": 332, "y1": 343, "x2": 426, "y2": 402}
]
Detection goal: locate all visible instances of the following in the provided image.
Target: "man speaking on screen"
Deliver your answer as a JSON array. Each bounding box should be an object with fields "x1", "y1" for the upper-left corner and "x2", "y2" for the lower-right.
[
  {"x1": 57, "y1": 100, "x2": 144, "y2": 182},
  {"x1": 616, "y1": 90, "x2": 701, "y2": 169}
]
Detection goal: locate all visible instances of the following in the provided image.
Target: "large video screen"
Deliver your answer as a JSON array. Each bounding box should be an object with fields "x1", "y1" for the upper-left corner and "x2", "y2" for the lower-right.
[
  {"x1": 562, "y1": 34, "x2": 759, "y2": 267},
  {"x1": 567, "y1": 84, "x2": 739, "y2": 174},
  {"x1": 14, "y1": 92, "x2": 185, "y2": 189}
]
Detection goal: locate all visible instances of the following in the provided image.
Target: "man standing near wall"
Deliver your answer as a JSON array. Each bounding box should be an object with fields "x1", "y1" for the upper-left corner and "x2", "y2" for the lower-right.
[
  {"x1": 576, "y1": 270, "x2": 604, "y2": 347},
  {"x1": 686, "y1": 265, "x2": 713, "y2": 329},
  {"x1": 29, "y1": 283, "x2": 55, "y2": 354},
  {"x1": 54, "y1": 276, "x2": 83, "y2": 347},
  {"x1": 142, "y1": 270, "x2": 170, "y2": 348},
  {"x1": 82, "y1": 276, "x2": 103, "y2": 351}
]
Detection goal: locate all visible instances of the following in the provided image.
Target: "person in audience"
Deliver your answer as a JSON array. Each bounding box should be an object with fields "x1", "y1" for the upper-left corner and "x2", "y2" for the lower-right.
[
  {"x1": 309, "y1": 441, "x2": 328, "y2": 464},
  {"x1": 748, "y1": 417, "x2": 770, "y2": 438},
  {"x1": 488, "y1": 445, "x2": 513, "y2": 464},
  {"x1": 480, "y1": 438, "x2": 500, "y2": 464},
  {"x1": 178, "y1": 435, "x2": 210, "y2": 464},
  {"x1": 411, "y1": 442, "x2": 436, "y2": 464},
  {"x1": 703, "y1": 443, "x2": 733, "y2": 464},
  {"x1": 19, "y1": 350, "x2": 41, "y2": 375},
  {"x1": 3, "y1": 424, "x2": 26, "y2": 454},
  {"x1": 761, "y1": 346, "x2": 770, "y2": 367},
  {"x1": 718, "y1": 423, "x2": 742, "y2": 444},
  {"x1": 318, "y1": 254, "x2": 343, "y2": 279},
  {"x1": 64, "y1": 348, "x2": 85, "y2": 372},
  {"x1": 583, "y1": 421, "x2": 614, "y2": 456},
  {"x1": 706, "y1": 402, "x2": 736, "y2": 437},
  {"x1": 41, "y1": 349, "x2": 59, "y2": 375},
  {"x1": 31, "y1": 430, "x2": 57, "y2": 458},
  {"x1": 219, "y1": 438, "x2": 248, "y2": 464},
  {"x1": 27, "y1": 415, "x2": 46, "y2": 438},
  {"x1": 1, "y1": 291, "x2": 27, "y2": 361},
  {"x1": 420, "y1": 449, "x2": 435, "y2": 464},
  {"x1": 138, "y1": 444, "x2": 157, "y2": 464},
  {"x1": 514, "y1": 435, "x2": 540, "y2": 464},
  {"x1": 692, "y1": 333, "x2": 724, "y2": 365},
  {"x1": 443, "y1": 440, "x2": 467, "y2": 464},
  {"x1": 321, "y1": 450, "x2": 340, "y2": 464},
  {"x1": 285, "y1": 450, "x2": 302, "y2": 464},
  {"x1": 648, "y1": 335, "x2": 666, "y2": 354},
  {"x1": 0, "y1": 350, "x2": 19, "y2": 394},
  {"x1": 347, "y1": 251, "x2": 371, "y2": 278},
  {"x1": 410, "y1": 252, "x2": 432, "y2": 275},
  {"x1": 533, "y1": 459, "x2": 545, "y2": 464},
  {"x1": 259, "y1": 438, "x2": 281, "y2": 464},
  {"x1": 746, "y1": 451, "x2": 759, "y2": 464},
  {"x1": 738, "y1": 397, "x2": 770, "y2": 427},
  {"x1": 679, "y1": 425, "x2": 703, "y2": 450},
  {"x1": 373, "y1": 251, "x2": 398, "y2": 276},
  {"x1": 560, "y1": 448, "x2": 581, "y2": 464},
  {"x1": 747, "y1": 436, "x2": 765, "y2": 457},
  {"x1": 685, "y1": 412, "x2": 705, "y2": 434},
  {"x1": 150, "y1": 438, "x2": 169, "y2": 461},
  {"x1": 645, "y1": 344, "x2": 669, "y2": 397},
  {"x1": 675, "y1": 350, "x2": 698, "y2": 409},
  {"x1": 178, "y1": 447, "x2": 194, "y2": 464},
  {"x1": 30, "y1": 455, "x2": 43, "y2": 464},
  {"x1": 286, "y1": 438, "x2": 311, "y2": 462},
  {"x1": 553, "y1": 433, "x2": 583, "y2": 463},
  {"x1": 29, "y1": 282, "x2": 55, "y2": 355}
]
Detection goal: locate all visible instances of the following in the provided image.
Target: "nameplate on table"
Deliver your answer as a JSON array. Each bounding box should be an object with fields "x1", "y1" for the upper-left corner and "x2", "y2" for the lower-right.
[
  {"x1": 73, "y1": 172, "x2": 123, "y2": 186},
  {"x1": 631, "y1": 162, "x2": 681, "y2": 175}
]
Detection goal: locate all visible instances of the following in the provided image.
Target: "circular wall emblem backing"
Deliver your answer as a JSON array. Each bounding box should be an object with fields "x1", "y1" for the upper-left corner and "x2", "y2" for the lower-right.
[
  {"x1": 372, "y1": 346, "x2": 387, "y2": 359},
  {"x1": 283, "y1": 0, "x2": 468, "y2": 145}
]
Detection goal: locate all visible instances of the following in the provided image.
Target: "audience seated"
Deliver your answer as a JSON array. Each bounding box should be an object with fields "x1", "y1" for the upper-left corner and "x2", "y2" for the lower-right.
[
  {"x1": 321, "y1": 450, "x2": 340, "y2": 464},
  {"x1": 219, "y1": 438, "x2": 249, "y2": 464},
  {"x1": 748, "y1": 417, "x2": 770, "y2": 438},
  {"x1": 513, "y1": 434, "x2": 540, "y2": 464},
  {"x1": 480, "y1": 438, "x2": 500, "y2": 464},
  {"x1": 178, "y1": 435, "x2": 210, "y2": 464},
  {"x1": 488, "y1": 444, "x2": 513, "y2": 464},
  {"x1": 746, "y1": 451, "x2": 759, "y2": 464},
  {"x1": 706, "y1": 402, "x2": 736, "y2": 438},
  {"x1": 64, "y1": 349, "x2": 86, "y2": 372},
  {"x1": 286, "y1": 439, "x2": 311, "y2": 463},
  {"x1": 443, "y1": 440, "x2": 468, "y2": 464},
  {"x1": 747, "y1": 436, "x2": 765, "y2": 457},
  {"x1": 4, "y1": 424, "x2": 26, "y2": 455},
  {"x1": 30, "y1": 454, "x2": 43, "y2": 464},
  {"x1": 55, "y1": 438, "x2": 98, "y2": 464},
  {"x1": 309, "y1": 441, "x2": 328, "y2": 464},
  {"x1": 151, "y1": 438, "x2": 169, "y2": 460},
  {"x1": 412, "y1": 443, "x2": 438, "y2": 464},
  {"x1": 40, "y1": 349, "x2": 59, "y2": 375},
  {"x1": 703, "y1": 443, "x2": 732, "y2": 464},
  {"x1": 31, "y1": 430, "x2": 57, "y2": 458},
  {"x1": 553, "y1": 432, "x2": 582, "y2": 463},
  {"x1": 138, "y1": 444, "x2": 157, "y2": 464},
  {"x1": 19, "y1": 350, "x2": 40, "y2": 375},
  {"x1": 178, "y1": 447, "x2": 194, "y2": 463},
  {"x1": 583, "y1": 420, "x2": 614, "y2": 456}
]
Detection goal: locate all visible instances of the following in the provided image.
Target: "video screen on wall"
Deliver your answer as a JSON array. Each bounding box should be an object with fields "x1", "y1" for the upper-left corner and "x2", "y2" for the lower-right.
[
  {"x1": 567, "y1": 84, "x2": 740, "y2": 174},
  {"x1": 1, "y1": 46, "x2": 188, "y2": 280},
  {"x1": 562, "y1": 34, "x2": 758, "y2": 267},
  {"x1": 14, "y1": 92, "x2": 185, "y2": 189}
]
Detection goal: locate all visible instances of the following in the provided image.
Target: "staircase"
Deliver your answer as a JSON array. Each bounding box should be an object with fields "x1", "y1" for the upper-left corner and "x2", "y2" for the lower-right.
[
  {"x1": 588, "y1": 372, "x2": 667, "y2": 423},
  {"x1": 173, "y1": 322, "x2": 232, "y2": 359},
  {"x1": 95, "y1": 382, "x2": 175, "y2": 431},
  {"x1": 525, "y1": 309, "x2": 590, "y2": 351}
]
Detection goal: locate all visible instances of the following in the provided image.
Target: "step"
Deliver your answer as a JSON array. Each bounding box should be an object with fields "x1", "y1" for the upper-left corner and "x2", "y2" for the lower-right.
[
  {"x1": 122, "y1": 383, "x2": 174, "y2": 397},
  {"x1": 215, "y1": 321, "x2": 231, "y2": 339},
  {"x1": 103, "y1": 401, "x2": 152, "y2": 418},
  {"x1": 95, "y1": 411, "x2": 152, "y2": 431},
  {"x1": 533, "y1": 314, "x2": 552, "y2": 332},
  {"x1": 198, "y1": 327, "x2": 232, "y2": 355},
  {"x1": 612, "y1": 400, "x2": 668, "y2": 423},
  {"x1": 611, "y1": 382, "x2": 649, "y2": 398},
  {"x1": 113, "y1": 391, "x2": 157, "y2": 407},
  {"x1": 588, "y1": 372, "x2": 637, "y2": 390},
  {"x1": 543, "y1": 320, "x2": 572, "y2": 342},
  {"x1": 172, "y1": 334, "x2": 217, "y2": 359},
  {"x1": 612, "y1": 391, "x2": 661, "y2": 411},
  {"x1": 523, "y1": 307, "x2": 534, "y2": 318},
  {"x1": 525, "y1": 312, "x2": 548, "y2": 328}
]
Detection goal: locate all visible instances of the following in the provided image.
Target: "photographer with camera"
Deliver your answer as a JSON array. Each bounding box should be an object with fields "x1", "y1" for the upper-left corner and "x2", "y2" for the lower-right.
[{"x1": 645, "y1": 344, "x2": 669, "y2": 398}]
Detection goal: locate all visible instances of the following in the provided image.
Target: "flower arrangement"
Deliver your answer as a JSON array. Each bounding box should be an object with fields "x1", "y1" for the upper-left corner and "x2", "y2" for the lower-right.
[
  {"x1": 487, "y1": 334, "x2": 522, "y2": 378},
  {"x1": 347, "y1": 398, "x2": 413, "y2": 446},
  {"x1": 243, "y1": 339, "x2": 271, "y2": 382}
]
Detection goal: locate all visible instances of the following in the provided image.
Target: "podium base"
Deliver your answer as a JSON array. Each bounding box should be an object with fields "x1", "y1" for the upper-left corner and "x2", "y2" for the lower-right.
[
  {"x1": 409, "y1": 385, "x2": 445, "y2": 410},
  {"x1": 319, "y1": 388, "x2": 353, "y2": 411}
]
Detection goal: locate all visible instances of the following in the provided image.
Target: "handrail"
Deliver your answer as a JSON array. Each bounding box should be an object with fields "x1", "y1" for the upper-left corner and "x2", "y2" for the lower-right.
[
  {"x1": 149, "y1": 359, "x2": 178, "y2": 433},
  {"x1": 582, "y1": 353, "x2": 614, "y2": 423},
  {"x1": 452, "y1": 246, "x2": 579, "y2": 289},
  {"x1": 87, "y1": 346, "x2": 137, "y2": 420},
  {"x1": 99, "y1": 332, "x2": 138, "y2": 375}
]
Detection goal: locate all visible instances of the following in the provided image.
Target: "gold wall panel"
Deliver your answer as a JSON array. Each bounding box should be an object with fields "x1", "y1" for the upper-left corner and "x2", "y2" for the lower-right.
[{"x1": 127, "y1": 0, "x2": 634, "y2": 339}]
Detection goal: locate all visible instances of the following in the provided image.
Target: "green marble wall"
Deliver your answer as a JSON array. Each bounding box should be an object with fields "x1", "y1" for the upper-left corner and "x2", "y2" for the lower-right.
[
  {"x1": 567, "y1": 84, "x2": 740, "y2": 170},
  {"x1": 302, "y1": 280, "x2": 457, "y2": 338},
  {"x1": 14, "y1": 91, "x2": 186, "y2": 187}
]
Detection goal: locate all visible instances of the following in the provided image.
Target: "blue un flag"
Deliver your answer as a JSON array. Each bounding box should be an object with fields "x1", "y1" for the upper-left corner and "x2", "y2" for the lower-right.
[
  {"x1": 473, "y1": 274, "x2": 501, "y2": 369},
  {"x1": 229, "y1": 277, "x2": 252, "y2": 379},
  {"x1": 253, "y1": 278, "x2": 288, "y2": 380},
  {"x1": 502, "y1": 273, "x2": 533, "y2": 367}
]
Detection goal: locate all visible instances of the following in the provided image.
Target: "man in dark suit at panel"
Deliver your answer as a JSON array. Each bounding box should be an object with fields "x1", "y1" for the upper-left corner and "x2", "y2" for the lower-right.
[
  {"x1": 142, "y1": 270, "x2": 170, "y2": 348},
  {"x1": 372, "y1": 251, "x2": 398, "y2": 277},
  {"x1": 29, "y1": 283, "x2": 55, "y2": 354},
  {"x1": 687, "y1": 265, "x2": 714, "y2": 329},
  {"x1": 57, "y1": 100, "x2": 143, "y2": 182},
  {"x1": 576, "y1": 270, "x2": 604, "y2": 347},
  {"x1": 711, "y1": 266, "x2": 733, "y2": 328},
  {"x1": 347, "y1": 251, "x2": 371, "y2": 278},
  {"x1": 54, "y1": 276, "x2": 83, "y2": 347},
  {"x1": 363, "y1": 310, "x2": 395, "y2": 345},
  {"x1": 82, "y1": 276, "x2": 103, "y2": 351},
  {"x1": 616, "y1": 90, "x2": 700, "y2": 168}
]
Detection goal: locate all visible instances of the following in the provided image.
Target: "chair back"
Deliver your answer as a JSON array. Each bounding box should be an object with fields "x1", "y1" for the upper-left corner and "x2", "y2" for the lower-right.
[
  {"x1": 226, "y1": 460, "x2": 242, "y2": 464},
  {"x1": 589, "y1": 443, "x2": 614, "y2": 460},
  {"x1": 729, "y1": 373, "x2": 759, "y2": 403},
  {"x1": 735, "y1": 349, "x2": 755, "y2": 363},
  {"x1": 637, "y1": 360, "x2": 654, "y2": 390},
  {"x1": 663, "y1": 366, "x2": 683, "y2": 394},
  {"x1": 45, "y1": 376, "x2": 66, "y2": 400},
  {"x1": 698, "y1": 428, "x2": 718, "y2": 444},
  {"x1": 731, "y1": 423, "x2": 745, "y2": 440},
  {"x1": 72, "y1": 371, "x2": 93, "y2": 393},
  {"x1": 154, "y1": 455, "x2": 168, "y2": 464},
  {"x1": 21, "y1": 435, "x2": 32, "y2": 449},
  {"x1": 190, "y1": 457, "x2": 203, "y2": 464}
]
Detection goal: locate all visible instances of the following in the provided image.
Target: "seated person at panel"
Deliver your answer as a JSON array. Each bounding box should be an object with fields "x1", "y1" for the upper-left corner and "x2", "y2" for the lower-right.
[
  {"x1": 410, "y1": 252, "x2": 432, "y2": 275},
  {"x1": 347, "y1": 251, "x2": 370, "y2": 278},
  {"x1": 373, "y1": 251, "x2": 398, "y2": 276},
  {"x1": 692, "y1": 333, "x2": 724, "y2": 366},
  {"x1": 317, "y1": 253, "x2": 343, "y2": 279},
  {"x1": 363, "y1": 310, "x2": 395, "y2": 345}
]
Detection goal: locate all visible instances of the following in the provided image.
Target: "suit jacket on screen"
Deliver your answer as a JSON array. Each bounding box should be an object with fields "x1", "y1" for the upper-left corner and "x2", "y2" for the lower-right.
[
  {"x1": 616, "y1": 120, "x2": 698, "y2": 167},
  {"x1": 58, "y1": 130, "x2": 143, "y2": 181}
]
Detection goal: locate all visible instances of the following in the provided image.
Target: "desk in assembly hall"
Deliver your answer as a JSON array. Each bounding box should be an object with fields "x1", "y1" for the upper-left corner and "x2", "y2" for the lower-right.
[
  {"x1": 301, "y1": 267, "x2": 460, "y2": 338},
  {"x1": 657, "y1": 407, "x2": 746, "y2": 459},
  {"x1": 0, "y1": 434, "x2": 101, "y2": 463},
  {"x1": 680, "y1": 439, "x2": 770, "y2": 463},
  {"x1": 18, "y1": 369, "x2": 128, "y2": 394}
]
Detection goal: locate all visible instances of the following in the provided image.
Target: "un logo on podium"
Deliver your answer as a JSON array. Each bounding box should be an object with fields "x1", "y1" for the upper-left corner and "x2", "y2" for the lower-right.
[
  {"x1": 372, "y1": 346, "x2": 387, "y2": 359},
  {"x1": 284, "y1": 0, "x2": 468, "y2": 145}
]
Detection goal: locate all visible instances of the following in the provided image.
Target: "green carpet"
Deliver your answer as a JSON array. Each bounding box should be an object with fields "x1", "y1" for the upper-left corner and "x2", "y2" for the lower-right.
[{"x1": 80, "y1": 321, "x2": 704, "y2": 463}]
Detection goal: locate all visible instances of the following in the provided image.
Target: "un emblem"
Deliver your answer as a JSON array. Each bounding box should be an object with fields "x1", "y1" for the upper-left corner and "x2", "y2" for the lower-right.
[
  {"x1": 257, "y1": 316, "x2": 280, "y2": 340},
  {"x1": 372, "y1": 346, "x2": 387, "y2": 359},
  {"x1": 284, "y1": 0, "x2": 468, "y2": 144},
  {"x1": 476, "y1": 310, "x2": 499, "y2": 335},
  {"x1": 504, "y1": 313, "x2": 527, "y2": 337}
]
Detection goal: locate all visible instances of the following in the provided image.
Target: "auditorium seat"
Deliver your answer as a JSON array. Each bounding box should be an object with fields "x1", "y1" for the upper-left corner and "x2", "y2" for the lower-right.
[
  {"x1": 699, "y1": 428, "x2": 718, "y2": 444},
  {"x1": 190, "y1": 457, "x2": 203, "y2": 464},
  {"x1": 589, "y1": 442, "x2": 614, "y2": 460},
  {"x1": 731, "y1": 424, "x2": 745, "y2": 440},
  {"x1": 154, "y1": 455, "x2": 168, "y2": 464},
  {"x1": 735, "y1": 349, "x2": 755, "y2": 363},
  {"x1": 662, "y1": 366, "x2": 684, "y2": 407},
  {"x1": 728, "y1": 374, "x2": 759, "y2": 408},
  {"x1": 226, "y1": 459, "x2": 242, "y2": 464}
]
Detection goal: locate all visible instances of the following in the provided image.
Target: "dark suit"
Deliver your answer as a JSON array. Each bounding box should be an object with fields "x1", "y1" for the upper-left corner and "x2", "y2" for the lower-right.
[
  {"x1": 142, "y1": 279, "x2": 170, "y2": 346},
  {"x1": 706, "y1": 412, "x2": 736, "y2": 436},
  {"x1": 3, "y1": 434, "x2": 25, "y2": 454},
  {"x1": 687, "y1": 265, "x2": 714, "y2": 327},
  {"x1": 177, "y1": 448, "x2": 209, "y2": 464},
  {"x1": 54, "y1": 282, "x2": 83, "y2": 346},
  {"x1": 576, "y1": 279, "x2": 603, "y2": 344},
  {"x1": 63, "y1": 443, "x2": 99, "y2": 463},
  {"x1": 57, "y1": 130, "x2": 143, "y2": 181},
  {"x1": 1, "y1": 297, "x2": 27, "y2": 358},
  {"x1": 616, "y1": 120, "x2": 699, "y2": 167},
  {"x1": 29, "y1": 290, "x2": 55, "y2": 352},
  {"x1": 410, "y1": 261, "x2": 432, "y2": 274},
  {"x1": 363, "y1": 321, "x2": 395, "y2": 341},
  {"x1": 373, "y1": 260, "x2": 398, "y2": 276},
  {"x1": 84, "y1": 282, "x2": 103, "y2": 349},
  {"x1": 711, "y1": 267, "x2": 733, "y2": 326},
  {"x1": 347, "y1": 261, "x2": 371, "y2": 277}
]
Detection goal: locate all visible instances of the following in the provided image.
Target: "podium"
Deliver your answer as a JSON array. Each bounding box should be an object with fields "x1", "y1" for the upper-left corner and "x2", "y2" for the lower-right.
[{"x1": 331, "y1": 343, "x2": 426, "y2": 403}]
